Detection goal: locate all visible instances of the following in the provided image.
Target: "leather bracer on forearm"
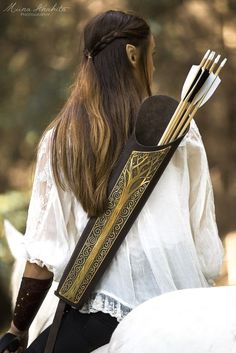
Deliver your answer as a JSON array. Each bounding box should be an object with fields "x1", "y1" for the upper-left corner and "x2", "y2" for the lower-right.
[{"x1": 13, "y1": 276, "x2": 53, "y2": 331}]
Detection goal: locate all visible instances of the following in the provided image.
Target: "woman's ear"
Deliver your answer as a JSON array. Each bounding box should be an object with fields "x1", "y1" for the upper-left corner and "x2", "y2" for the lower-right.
[{"x1": 126, "y1": 44, "x2": 139, "y2": 68}]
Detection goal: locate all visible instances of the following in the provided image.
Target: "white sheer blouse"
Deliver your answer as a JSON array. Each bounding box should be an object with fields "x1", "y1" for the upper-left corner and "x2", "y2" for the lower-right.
[{"x1": 23, "y1": 120, "x2": 224, "y2": 322}]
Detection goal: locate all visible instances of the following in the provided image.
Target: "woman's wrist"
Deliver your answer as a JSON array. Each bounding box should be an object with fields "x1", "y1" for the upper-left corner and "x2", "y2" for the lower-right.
[{"x1": 9, "y1": 321, "x2": 27, "y2": 337}]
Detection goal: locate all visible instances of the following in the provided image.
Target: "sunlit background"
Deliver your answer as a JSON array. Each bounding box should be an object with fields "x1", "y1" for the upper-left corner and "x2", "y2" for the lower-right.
[{"x1": 0, "y1": 0, "x2": 235, "y2": 331}]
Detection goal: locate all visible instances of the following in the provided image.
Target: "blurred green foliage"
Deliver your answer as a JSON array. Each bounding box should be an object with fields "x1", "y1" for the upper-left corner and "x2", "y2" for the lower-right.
[{"x1": 0, "y1": 190, "x2": 30, "y2": 232}]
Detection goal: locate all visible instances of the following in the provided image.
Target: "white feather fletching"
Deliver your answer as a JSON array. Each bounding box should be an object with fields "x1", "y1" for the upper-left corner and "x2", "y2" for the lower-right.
[{"x1": 181, "y1": 65, "x2": 221, "y2": 107}]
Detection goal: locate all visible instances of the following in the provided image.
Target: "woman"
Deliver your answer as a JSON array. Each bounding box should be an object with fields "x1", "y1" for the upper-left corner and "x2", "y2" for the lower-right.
[{"x1": 3, "y1": 9, "x2": 223, "y2": 353}]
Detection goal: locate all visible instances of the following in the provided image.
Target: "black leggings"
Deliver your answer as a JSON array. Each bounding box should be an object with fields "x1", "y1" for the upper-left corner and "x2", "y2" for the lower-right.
[{"x1": 25, "y1": 309, "x2": 119, "y2": 353}]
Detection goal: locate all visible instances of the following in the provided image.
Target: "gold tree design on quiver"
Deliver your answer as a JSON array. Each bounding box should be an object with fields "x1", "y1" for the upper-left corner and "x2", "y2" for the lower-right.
[{"x1": 59, "y1": 147, "x2": 170, "y2": 303}]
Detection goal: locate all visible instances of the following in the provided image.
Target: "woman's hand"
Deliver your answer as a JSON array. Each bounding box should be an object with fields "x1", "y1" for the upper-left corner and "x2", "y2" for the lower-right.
[{"x1": 3, "y1": 322, "x2": 28, "y2": 353}]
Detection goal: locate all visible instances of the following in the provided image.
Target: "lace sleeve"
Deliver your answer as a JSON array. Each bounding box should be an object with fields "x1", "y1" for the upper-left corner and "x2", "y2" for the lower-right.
[
  {"x1": 187, "y1": 121, "x2": 224, "y2": 281},
  {"x1": 23, "y1": 130, "x2": 74, "y2": 280},
  {"x1": 25, "y1": 130, "x2": 54, "y2": 239}
]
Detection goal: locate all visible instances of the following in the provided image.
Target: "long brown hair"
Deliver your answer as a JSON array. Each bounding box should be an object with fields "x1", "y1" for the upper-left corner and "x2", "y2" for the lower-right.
[{"x1": 44, "y1": 10, "x2": 151, "y2": 217}]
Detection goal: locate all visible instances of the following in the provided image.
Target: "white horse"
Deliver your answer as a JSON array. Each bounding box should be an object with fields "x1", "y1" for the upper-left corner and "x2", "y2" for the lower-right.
[
  {"x1": 106, "y1": 286, "x2": 236, "y2": 353},
  {"x1": 5, "y1": 220, "x2": 236, "y2": 353}
]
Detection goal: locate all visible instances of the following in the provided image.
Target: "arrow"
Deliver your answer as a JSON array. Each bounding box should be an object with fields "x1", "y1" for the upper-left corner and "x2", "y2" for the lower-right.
[{"x1": 158, "y1": 51, "x2": 227, "y2": 146}]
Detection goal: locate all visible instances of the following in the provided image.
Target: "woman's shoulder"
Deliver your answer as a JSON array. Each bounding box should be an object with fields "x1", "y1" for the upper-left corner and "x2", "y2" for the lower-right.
[
  {"x1": 37, "y1": 128, "x2": 55, "y2": 161},
  {"x1": 38, "y1": 127, "x2": 54, "y2": 148}
]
